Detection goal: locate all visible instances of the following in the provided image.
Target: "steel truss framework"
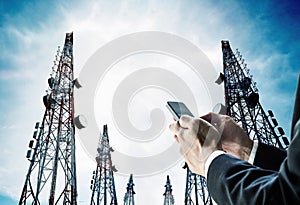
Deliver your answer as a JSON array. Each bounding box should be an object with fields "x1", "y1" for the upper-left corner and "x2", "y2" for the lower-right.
[
  {"x1": 19, "y1": 33, "x2": 77, "y2": 205},
  {"x1": 163, "y1": 175, "x2": 175, "y2": 205},
  {"x1": 221, "y1": 40, "x2": 289, "y2": 149},
  {"x1": 90, "y1": 125, "x2": 118, "y2": 205},
  {"x1": 123, "y1": 174, "x2": 135, "y2": 205},
  {"x1": 184, "y1": 165, "x2": 212, "y2": 205}
]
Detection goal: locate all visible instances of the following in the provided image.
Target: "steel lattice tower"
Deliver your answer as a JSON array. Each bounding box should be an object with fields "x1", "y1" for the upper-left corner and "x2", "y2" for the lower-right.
[
  {"x1": 163, "y1": 175, "x2": 174, "y2": 205},
  {"x1": 123, "y1": 174, "x2": 135, "y2": 205},
  {"x1": 183, "y1": 163, "x2": 212, "y2": 205},
  {"x1": 221, "y1": 40, "x2": 289, "y2": 149},
  {"x1": 19, "y1": 32, "x2": 77, "y2": 205},
  {"x1": 90, "y1": 125, "x2": 118, "y2": 205}
]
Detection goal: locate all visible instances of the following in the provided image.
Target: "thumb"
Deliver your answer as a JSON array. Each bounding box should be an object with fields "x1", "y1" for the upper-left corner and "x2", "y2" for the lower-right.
[{"x1": 179, "y1": 115, "x2": 194, "y2": 128}]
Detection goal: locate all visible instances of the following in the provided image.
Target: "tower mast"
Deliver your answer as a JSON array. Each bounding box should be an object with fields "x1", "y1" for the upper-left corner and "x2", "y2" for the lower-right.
[
  {"x1": 163, "y1": 175, "x2": 175, "y2": 205},
  {"x1": 123, "y1": 174, "x2": 135, "y2": 205},
  {"x1": 19, "y1": 32, "x2": 77, "y2": 205},
  {"x1": 183, "y1": 163, "x2": 212, "y2": 205},
  {"x1": 220, "y1": 40, "x2": 289, "y2": 149},
  {"x1": 90, "y1": 125, "x2": 118, "y2": 205}
]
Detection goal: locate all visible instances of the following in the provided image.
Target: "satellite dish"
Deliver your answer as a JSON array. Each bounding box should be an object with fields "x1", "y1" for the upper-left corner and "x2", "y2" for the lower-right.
[
  {"x1": 215, "y1": 73, "x2": 225, "y2": 85},
  {"x1": 245, "y1": 92, "x2": 259, "y2": 108},
  {"x1": 212, "y1": 103, "x2": 227, "y2": 115},
  {"x1": 74, "y1": 115, "x2": 88, "y2": 129},
  {"x1": 73, "y1": 78, "x2": 82, "y2": 88}
]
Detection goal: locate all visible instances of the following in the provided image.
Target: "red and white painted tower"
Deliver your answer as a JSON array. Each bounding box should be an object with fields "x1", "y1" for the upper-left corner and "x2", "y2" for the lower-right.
[{"x1": 19, "y1": 32, "x2": 77, "y2": 205}]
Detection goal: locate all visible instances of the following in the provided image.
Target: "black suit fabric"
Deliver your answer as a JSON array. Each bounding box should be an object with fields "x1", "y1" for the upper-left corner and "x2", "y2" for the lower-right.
[
  {"x1": 207, "y1": 74, "x2": 300, "y2": 205},
  {"x1": 291, "y1": 74, "x2": 300, "y2": 137},
  {"x1": 254, "y1": 142, "x2": 286, "y2": 171},
  {"x1": 208, "y1": 122, "x2": 300, "y2": 205}
]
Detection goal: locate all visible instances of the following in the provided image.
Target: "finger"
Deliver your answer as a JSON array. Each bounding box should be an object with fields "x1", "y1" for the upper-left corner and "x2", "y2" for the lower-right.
[
  {"x1": 201, "y1": 112, "x2": 222, "y2": 128},
  {"x1": 173, "y1": 135, "x2": 179, "y2": 143},
  {"x1": 200, "y1": 112, "x2": 212, "y2": 122},
  {"x1": 179, "y1": 115, "x2": 194, "y2": 128},
  {"x1": 169, "y1": 121, "x2": 181, "y2": 135},
  {"x1": 179, "y1": 145, "x2": 185, "y2": 156}
]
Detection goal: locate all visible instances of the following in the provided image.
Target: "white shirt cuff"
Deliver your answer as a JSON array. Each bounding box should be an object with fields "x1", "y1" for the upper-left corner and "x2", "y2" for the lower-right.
[
  {"x1": 248, "y1": 140, "x2": 258, "y2": 165},
  {"x1": 204, "y1": 150, "x2": 225, "y2": 178}
]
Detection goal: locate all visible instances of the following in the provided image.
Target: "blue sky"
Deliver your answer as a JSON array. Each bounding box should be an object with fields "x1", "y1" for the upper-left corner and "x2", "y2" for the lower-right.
[{"x1": 1, "y1": 0, "x2": 300, "y2": 204}]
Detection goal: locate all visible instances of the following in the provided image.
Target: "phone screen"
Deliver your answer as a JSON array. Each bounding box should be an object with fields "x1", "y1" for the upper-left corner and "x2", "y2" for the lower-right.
[{"x1": 166, "y1": 101, "x2": 194, "y2": 121}]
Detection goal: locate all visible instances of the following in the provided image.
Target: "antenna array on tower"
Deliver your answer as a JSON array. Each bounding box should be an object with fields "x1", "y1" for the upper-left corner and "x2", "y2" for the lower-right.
[{"x1": 19, "y1": 33, "x2": 77, "y2": 205}]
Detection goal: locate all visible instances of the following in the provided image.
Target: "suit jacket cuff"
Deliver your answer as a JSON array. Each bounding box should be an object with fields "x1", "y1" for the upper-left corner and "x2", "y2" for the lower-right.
[
  {"x1": 248, "y1": 140, "x2": 259, "y2": 164},
  {"x1": 204, "y1": 150, "x2": 225, "y2": 178}
]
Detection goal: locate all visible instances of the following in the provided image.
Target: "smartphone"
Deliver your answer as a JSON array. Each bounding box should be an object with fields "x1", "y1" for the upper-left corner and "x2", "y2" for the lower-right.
[{"x1": 166, "y1": 101, "x2": 194, "y2": 121}]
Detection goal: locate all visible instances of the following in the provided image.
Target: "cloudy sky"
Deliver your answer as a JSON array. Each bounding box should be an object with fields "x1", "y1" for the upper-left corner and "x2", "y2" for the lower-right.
[{"x1": 1, "y1": 0, "x2": 300, "y2": 204}]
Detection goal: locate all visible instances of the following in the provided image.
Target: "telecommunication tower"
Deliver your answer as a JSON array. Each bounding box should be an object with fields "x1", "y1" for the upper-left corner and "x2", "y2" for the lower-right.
[
  {"x1": 19, "y1": 32, "x2": 77, "y2": 205},
  {"x1": 90, "y1": 125, "x2": 118, "y2": 205},
  {"x1": 220, "y1": 40, "x2": 289, "y2": 148},
  {"x1": 183, "y1": 40, "x2": 289, "y2": 204},
  {"x1": 183, "y1": 163, "x2": 212, "y2": 205},
  {"x1": 123, "y1": 174, "x2": 135, "y2": 205},
  {"x1": 163, "y1": 175, "x2": 174, "y2": 205}
]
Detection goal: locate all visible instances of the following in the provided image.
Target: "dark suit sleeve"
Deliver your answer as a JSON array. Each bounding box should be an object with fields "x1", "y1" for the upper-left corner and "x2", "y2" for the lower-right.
[
  {"x1": 253, "y1": 142, "x2": 286, "y2": 171},
  {"x1": 207, "y1": 120, "x2": 300, "y2": 205},
  {"x1": 291, "y1": 73, "x2": 300, "y2": 137}
]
